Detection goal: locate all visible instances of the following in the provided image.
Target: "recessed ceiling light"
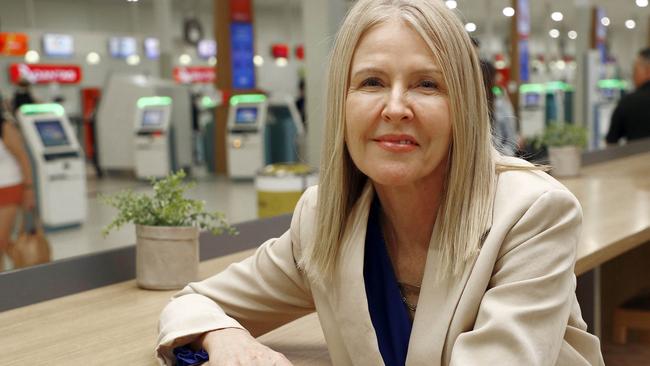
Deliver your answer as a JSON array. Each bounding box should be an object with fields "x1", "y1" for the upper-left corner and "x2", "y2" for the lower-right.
[
  {"x1": 445, "y1": 0, "x2": 457, "y2": 10},
  {"x1": 636, "y1": 0, "x2": 648, "y2": 8},
  {"x1": 502, "y1": 7, "x2": 515, "y2": 17},
  {"x1": 568, "y1": 30, "x2": 578, "y2": 40},
  {"x1": 551, "y1": 12, "x2": 563, "y2": 22},
  {"x1": 86, "y1": 52, "x2": 101, "y2": 65},
  {"x1": 601, "y1": 17, "x2": 610, "y2": 27},
  {"x1": 253, "y1": 55, "x2": 264, "y2": 67},
  {"x1": 25, "y1": 50, "x2": 39, "y2": 64},
  {"x1": 465, "y1": 22, "x2": 477, "y2": 32},
  {"x1": 549, "y1": 29, "x2": 560, "y2": 38},
  {"x1": 179, "y1": 54, "x2": 191, "y2": 65},
  {"x1": 625, "y1": 19, "x2": 636, "y2": 29}
]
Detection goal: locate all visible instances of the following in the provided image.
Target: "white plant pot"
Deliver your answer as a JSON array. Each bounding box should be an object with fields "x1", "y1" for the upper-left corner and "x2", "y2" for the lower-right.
[
  {"x1": 548, "y1": 146, "x2": 582, "y2": 177},
  {"x1": 135, "y1": 225, "x2": 199, "y2": 290}
]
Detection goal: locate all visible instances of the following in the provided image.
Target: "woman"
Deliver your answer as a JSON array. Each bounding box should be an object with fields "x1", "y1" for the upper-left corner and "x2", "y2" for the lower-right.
[
  {"x1": 157, "y1": 1, "x2": 604, "y2": 365},
  {"x1": 0, "y1": 95, "x2": 36, "y2": 271}
]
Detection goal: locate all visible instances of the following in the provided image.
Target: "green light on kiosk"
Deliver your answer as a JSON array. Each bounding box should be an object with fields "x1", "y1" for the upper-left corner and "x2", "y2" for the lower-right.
[
  {"x1": 546, "y1": 81, "x2": 570, "y2": 92},
  {"x1": 230, "y1": 94, "x2": 266, "y2": 106},
  {"x1": 597, "y1": 79, "x2": 626, "y2": 90},
  {"x1": 492, "y1": 86, "x2": 503, "y2": 96},
  {"x1": 19, "y1": 103, "x2": 65, "y2": 116},
  {"x1": 519, "y1": 83, "x2": 545, "y2": 94},
  {"x1": 201, "y1": 96, "x2": 218, "y2": 108},
  {"x1": 137, "y1": 96, "x2": 172, "y2": 109}
]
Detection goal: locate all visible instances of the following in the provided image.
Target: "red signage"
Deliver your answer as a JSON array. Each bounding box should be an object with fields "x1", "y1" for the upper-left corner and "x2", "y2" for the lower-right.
[
  {"x1": 271, "y1": 44, "x2": 289, "y2": 59},
  {"x1": 9, "y1": 63, "x2": 83, "y2": 84},
  {"x1": 230, "y1": 0, "x2": 252, "y2": 22},
  {"x1": 173, "y1": 66, "x2": 216, "y2": 84},
  {"x1": 0, "y1": 33, "x2": 29, "y2": 56}
]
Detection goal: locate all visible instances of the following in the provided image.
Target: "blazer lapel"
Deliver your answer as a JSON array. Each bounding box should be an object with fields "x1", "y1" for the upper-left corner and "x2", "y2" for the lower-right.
[{"x1": 327, "y1": 184, "x2": 385, "y2": 366}]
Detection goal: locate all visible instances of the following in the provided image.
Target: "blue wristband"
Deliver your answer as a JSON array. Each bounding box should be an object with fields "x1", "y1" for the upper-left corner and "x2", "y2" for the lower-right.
[{"x1": 173, "y1": 345, "x2": 209, "y2": 366}]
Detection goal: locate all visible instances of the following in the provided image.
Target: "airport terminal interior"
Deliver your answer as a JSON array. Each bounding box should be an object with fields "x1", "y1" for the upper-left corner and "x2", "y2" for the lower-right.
[{"x1": 0, "y1": 0, "x2": 649, "y2": 365}]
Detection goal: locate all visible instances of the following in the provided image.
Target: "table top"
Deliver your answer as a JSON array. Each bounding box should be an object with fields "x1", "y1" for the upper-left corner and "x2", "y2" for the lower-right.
[{"x1": 0, "y1": 152, "x2": 647, "y2": 365}]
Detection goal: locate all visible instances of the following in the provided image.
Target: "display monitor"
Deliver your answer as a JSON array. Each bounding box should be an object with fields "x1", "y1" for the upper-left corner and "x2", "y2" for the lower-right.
[
  {"x1": 197, "y1": 40, "x2": 216, "y2": 59},
  {"x1": 235, "y1": 107, "x2": 258, "y2": 125},
  {"x1": 141, "y1": 109, "x2": 165, "y2": 127},
  {"x1": 144, "y1": 37, "x2": 160, "y2": 60},
  {"x1": 35, "y1": 120, "x2": 70, "y2": 147},
  {"x1": 108, "y1": 37, "x2": 137, "y2": 58},
  {"x1": 42, "y1": 34, "x2": 74, "y2": 57},
  {"x1": 524, "y1": 93, "x2": 541, "y2": 108}
]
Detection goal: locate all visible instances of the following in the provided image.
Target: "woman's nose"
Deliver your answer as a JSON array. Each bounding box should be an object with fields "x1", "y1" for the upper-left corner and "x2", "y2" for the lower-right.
[{"x1": 381, "y1": 87, "x2": 413, "y2": 123}]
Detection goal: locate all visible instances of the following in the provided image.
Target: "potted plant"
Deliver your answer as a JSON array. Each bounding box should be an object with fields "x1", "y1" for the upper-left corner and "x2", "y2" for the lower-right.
[
  {"x1": 102, "y1": 170, "x2": 236, "y2": 290},
  {"x1": 536, "y1": 122, "x2": 588, "y2": 177}
]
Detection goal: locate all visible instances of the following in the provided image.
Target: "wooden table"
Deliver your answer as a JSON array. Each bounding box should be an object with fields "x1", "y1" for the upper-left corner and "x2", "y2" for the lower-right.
[{"x1": 0, "y1": 153, "x2": 647, "y2": 365}]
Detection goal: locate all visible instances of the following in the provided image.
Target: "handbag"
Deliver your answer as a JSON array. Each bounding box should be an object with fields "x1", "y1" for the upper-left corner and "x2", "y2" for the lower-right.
[{"x1": 7, "y1": 209, "x2": 51, "y2": 268}]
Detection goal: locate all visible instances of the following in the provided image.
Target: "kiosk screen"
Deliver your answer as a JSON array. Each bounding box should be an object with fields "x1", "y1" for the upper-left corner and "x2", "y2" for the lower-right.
[
  {"x1": 524, "y1": 93, "x2": 541, "y2": 108},
  {"x1": 235, "y1": 107, "x2": 258, "y2": 125},
  {"x1": 35, "y1": 120, "x2": 70, "y2": 147},
  {"x1": 142, "y1": 109, "x2": 165, "y2": 127}
]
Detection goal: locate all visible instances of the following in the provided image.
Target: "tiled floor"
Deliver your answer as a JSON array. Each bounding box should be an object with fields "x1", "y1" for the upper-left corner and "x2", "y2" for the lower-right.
[{"x1": 1, "y1": 172, "x2": 258, "y2": 270}]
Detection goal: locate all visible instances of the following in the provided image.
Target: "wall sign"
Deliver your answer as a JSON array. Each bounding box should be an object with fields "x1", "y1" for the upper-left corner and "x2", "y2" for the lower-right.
[
  {"x1": 9, "y1": 63, "x2": 82, "y2": 84},
  {"x1": 230, "y1": 22, "x2": 255, "y2": 89},
  {"x1": 173, "y1": 66, "x2": 216, "y2": 84},
  {"x1": 0, "y1": 33, "x2": 29, "y2": 56},
  {"x1": 230, "y1": 0, "x2": 252, "y2": 22}
]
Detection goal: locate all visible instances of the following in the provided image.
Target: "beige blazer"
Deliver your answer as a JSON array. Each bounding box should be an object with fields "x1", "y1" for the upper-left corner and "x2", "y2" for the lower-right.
[{"x1": 157, "y1": 156, "x2": 604, "y2": 365}]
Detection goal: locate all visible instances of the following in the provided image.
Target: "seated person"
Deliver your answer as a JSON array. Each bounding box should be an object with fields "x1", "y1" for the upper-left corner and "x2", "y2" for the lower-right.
[{"x1": 157, "y1": 1, "x2": 605, "y2": 365}]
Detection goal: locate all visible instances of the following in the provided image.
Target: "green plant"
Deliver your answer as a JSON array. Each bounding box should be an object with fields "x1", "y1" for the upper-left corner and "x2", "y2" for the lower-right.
[
  {"x1": 535, "y1": 122, "x2": 588, "y2": 149},
  {"x1": 101, "y1": 170, "x2": 237, "y2": 237}
]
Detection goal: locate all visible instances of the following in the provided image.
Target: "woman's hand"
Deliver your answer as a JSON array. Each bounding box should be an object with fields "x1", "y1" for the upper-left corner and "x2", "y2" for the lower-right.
[
  {"x1": 22, "y1": 187, "x2": 36, "y2": 210},
  {"x1": 201, "y1": 328, "x2": 293, "y2": 366}
]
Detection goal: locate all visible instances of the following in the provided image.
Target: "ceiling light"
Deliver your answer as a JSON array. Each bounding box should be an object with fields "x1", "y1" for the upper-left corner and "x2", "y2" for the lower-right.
[
  {"x1": 126, "y1": 54, "x2": 140, "y2": 65},
  {"x1": 556, "y1": 60, "x2": 566, "y2": 70},
  {"x1": 549, "y1": 29, "x2": 560, "y2": 38},
  {"x1": 551, "y1": 12, "x2": 563, "y2": 22},
  {"x1": 465, "y1": 22, "x2": 477, "y2": 32},
  {"x1": 601, "y1": 17, "x2": 610, "y2": 27},
  {"x1": 636, "y1": 0, "x2": 648, "y2": 7},
  {"x1": 502, "y1": 7, "x2": 515, "y2": 17},
  {"x1": 568, "y1": 30, "x2": 578, "y2": 40},
  {"x1": 625, "y1": 19, "x2": 636, "y2": 29},
  {"x1": 86, "y1": 52, "x2": 101, "y2": 65},
  {"x1": 179, "y1": 54, "x2": 191, "y2": 65},
  {"x1": 445, "y1": 0, "x2": 457, "y2": 10},
  {"x1": 253, "y1": 55, "x2": 264, "y2": 67},
  {"x1": 275, "y1": 57, "x2": 288, "y2": 67},
  {"x1": 25, "y1": 50, "x2": 39, "y2": 64}
]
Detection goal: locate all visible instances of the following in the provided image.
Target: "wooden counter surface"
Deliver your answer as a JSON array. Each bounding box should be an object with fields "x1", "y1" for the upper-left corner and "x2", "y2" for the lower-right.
[{"x1": 0, "y1": 153, "x2": 647, "y2": 365}]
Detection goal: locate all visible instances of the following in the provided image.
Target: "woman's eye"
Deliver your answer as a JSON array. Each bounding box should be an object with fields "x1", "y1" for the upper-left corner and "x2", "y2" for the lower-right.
[
  {"x1": 419, "y1": 80, "x2": 438, "y2": 89},
  {"x1": 360, "y1": 77, "x2": 383, "y2": 88}
]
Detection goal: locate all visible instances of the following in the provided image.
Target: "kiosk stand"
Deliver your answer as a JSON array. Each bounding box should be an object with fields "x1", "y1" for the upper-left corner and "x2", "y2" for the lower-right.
[
  {"x1": 227, "y1": 94, "x2": 268, "y2": 179},
  {"x1": 133, "y1": 96, "x2": 173, "y2": 179},
  {"x1": 17, "y1": 104, "x2": 87, "y2": 228},
  {"x1": 594, "y1": 79, "x2": 626, "y2": 149},
  {"x1": 518, "y1": 83, "x2": 546, "y2": 139}
]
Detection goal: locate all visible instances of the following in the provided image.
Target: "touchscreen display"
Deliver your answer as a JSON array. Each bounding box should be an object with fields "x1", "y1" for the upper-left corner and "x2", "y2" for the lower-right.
[
  {"x1": 35, "y1": 120, "x2": 70, "y2": 147},
  {"x1": 524, "y1": 93, "x2": 540, "y2": 107},
  {"x1": 142, "y1": 109, "x2": 165, "y2": 127},
  {"x1": 235, "y1": 107, "x2": 258, "y2": 125}
]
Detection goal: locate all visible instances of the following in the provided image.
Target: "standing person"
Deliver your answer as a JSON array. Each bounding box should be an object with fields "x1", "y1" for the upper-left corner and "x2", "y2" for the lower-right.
[
  {"x1": 12, "y1": 79, "x2": 37, "y2": 115},
  {"x1": 0, "y1": 95, "x2": 36, "y2": 271},
  {"x1": 606, "y1": 47, "x2": 650, "y2": 144},
  {"x1": 157, "y1": 1, "x2": 604, "y2": 365}
]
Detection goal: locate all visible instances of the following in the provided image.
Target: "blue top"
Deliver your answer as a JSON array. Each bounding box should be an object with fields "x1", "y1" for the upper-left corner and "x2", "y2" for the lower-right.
[{"x1": 364, "y1": 196, "x2": 413, "y2": 366}]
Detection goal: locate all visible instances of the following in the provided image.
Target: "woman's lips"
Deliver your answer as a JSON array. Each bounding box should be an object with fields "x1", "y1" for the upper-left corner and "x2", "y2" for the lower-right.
[{"x1": 373, "y1": 134, "x2": 419, "y2": 153}]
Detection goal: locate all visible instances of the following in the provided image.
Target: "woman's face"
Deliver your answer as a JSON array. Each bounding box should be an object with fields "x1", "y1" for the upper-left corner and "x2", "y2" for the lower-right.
[{"x1": 345, "y1": 18, "x2": 452, "y2": 189}]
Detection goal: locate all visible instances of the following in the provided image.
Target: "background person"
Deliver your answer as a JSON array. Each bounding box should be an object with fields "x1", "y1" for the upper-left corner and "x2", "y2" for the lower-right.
[
  {"x1": 606, "y1": 47, "x2": 650, "y2": 144},
  {"x1": 156, "y1": 1, "x2": 604, "y2": 365},
  {"x1": 12, "y1": 79, "x2": 37, "y2": 115},
  {"x1": 0, "y1": 94, "x2": 36, "y2": 271}
]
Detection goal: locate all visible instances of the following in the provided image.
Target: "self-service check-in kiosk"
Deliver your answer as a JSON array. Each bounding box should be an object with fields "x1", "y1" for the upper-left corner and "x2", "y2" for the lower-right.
[
  {"x1": 227, "y1": 94, "x2": 268, "y2": 179},
  {"x1": 227, "y1": 94, "x2": 305, "y2": 179},
  {"x1": 545, "y1": 81, "x2": 574, "y2": 124},
  {"x1": 518, "y1": 83, "x2": 546, "y2": 139},
  {"x1": 593, "y1": 79, "x2": 626, "y2": 149},
  {"x1": 133, "y1": 96, "x2": 175, "y2": 179},
  {"x1": 17, "y1": 103, "x2": 86, "y2": 228}
]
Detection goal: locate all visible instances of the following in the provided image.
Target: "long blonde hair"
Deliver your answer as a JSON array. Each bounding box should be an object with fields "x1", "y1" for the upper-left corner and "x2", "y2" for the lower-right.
[{"x1": 301, "y1": 0, "x2": 497, "y2": 282}]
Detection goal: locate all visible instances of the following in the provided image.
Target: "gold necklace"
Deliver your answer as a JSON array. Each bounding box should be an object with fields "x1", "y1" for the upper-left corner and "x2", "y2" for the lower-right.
[{"x1": 397, "y1": 282, "x2": 420, "y2": 312}]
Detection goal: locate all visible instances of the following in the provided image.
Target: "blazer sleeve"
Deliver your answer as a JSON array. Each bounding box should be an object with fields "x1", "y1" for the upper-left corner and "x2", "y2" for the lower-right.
[
  {"x1": 450, "y1": 189, "x2": 586, "y2": 366},
  {"x1": 156, "y1": 189, "x2": 316, "y2": 365}
]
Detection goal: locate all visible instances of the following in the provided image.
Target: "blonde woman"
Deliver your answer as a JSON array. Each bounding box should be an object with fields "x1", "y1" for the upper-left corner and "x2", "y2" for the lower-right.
[{"x1": 157, "y1": 1, "x2": 604, "y2": 365}]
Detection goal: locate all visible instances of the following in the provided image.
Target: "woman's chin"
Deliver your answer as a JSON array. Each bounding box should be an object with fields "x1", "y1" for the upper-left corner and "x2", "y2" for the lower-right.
[{"x1": 367, "y1": 169, "x2": 417, "y2": 187}]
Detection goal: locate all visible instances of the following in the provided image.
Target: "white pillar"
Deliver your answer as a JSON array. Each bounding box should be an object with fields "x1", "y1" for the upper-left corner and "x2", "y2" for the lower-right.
[
  {"x1": 301, "y1": 0, "x2": 347, "y2": 169},
  {"x1": 153, "y1": 0, "x2": 174, "y2": 79},
  {"x1": 573, "y1": 0, "x2": 592, "y2": 130}
]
